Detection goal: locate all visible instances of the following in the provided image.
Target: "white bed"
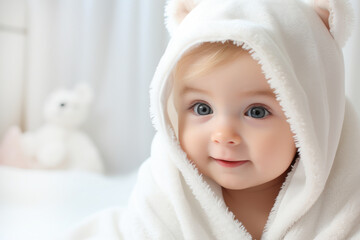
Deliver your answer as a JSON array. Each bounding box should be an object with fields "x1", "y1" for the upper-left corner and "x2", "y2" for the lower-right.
[{"x1": 0, "y1": 166, "x2": 137, "y2": 240}]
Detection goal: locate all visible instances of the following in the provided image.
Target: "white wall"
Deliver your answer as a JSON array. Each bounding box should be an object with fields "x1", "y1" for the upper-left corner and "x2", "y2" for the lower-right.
[{"x1": 0, "y1": 0, "x2": 27, "y2": 137}]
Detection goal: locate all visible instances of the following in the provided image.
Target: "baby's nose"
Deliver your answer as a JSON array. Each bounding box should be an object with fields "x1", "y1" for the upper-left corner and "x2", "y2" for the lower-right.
[{"x1": 211, "y1": 128, "x2": 241, "y2": 146}]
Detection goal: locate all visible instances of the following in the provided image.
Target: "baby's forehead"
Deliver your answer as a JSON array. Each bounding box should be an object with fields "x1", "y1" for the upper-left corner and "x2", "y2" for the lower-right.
[
  {"x1": 173, "y1": 42, "x2": 248, "y2": 81},
  {"x1": 174, "y1": 49, "x2": 268, "y2": 86}
]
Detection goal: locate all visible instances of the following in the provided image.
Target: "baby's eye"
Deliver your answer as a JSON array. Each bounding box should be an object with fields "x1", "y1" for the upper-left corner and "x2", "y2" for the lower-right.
[
  {"x1": 245, "y1": 106, "x2": 270, "y2": 119},
  {"x1": 193, "y1": 103, "x2": 213, "y2": 116}
]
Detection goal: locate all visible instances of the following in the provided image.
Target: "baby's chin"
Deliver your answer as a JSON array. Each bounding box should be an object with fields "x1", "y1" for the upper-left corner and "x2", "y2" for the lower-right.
[
  {"x1": 206, "y1": 174, "x2": 256, "y2": 191},
  {"x1": 218, "y1": 181, "x2": 257, "y2": 191},
  {"x1": 219, "y1": 175, "x2": 288, "y2": 193},
  {"x1": 209, "y1": 174, "x2": 279, "y2": 191}
]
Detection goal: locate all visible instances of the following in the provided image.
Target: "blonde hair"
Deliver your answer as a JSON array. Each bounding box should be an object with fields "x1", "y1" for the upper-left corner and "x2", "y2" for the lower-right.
[
  {"x1": 168, "y1": 41, "x2": 246, "y2": 137},
  {"x1": 173, "y1": 41, "x2": 246, "y2": 82}
]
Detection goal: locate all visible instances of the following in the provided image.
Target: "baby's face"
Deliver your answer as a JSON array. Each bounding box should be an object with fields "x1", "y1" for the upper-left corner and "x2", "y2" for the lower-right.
[{"x1": 174, "y1": 52, "x2": 297, "y2": 190}]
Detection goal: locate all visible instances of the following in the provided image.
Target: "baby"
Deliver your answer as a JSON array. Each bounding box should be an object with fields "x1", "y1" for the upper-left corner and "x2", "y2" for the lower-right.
[
  {"x1": 66, "y1": 0, "x2": 360, "y2": 239},
  {"x1": 172, "y1": 41, "x2": 297, "y2": 238}
]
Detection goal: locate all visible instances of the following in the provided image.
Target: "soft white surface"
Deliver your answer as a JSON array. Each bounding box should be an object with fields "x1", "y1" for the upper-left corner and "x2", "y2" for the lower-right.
[{"x1": 0, "y1": 166, "x2": 137, "y2": 240}]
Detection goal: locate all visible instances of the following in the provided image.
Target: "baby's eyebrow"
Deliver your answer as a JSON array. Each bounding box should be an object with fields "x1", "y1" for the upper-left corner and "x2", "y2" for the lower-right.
[
  {"x1": 181, "y1": 87, "x2": 275, "y2": 98},
  {"x1": 242, "y1": 90, "x2": 276, "y2": 98},
  {"x1": 181, "y1": 86, "x2": 209, "y2": 95}
]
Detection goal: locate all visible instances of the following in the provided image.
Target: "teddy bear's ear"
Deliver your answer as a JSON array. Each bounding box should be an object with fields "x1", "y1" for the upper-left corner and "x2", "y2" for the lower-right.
[
  {"x1": 165, "y1": 0, "x2": 203, "y2": 36},
  {"x1": 311, "y1": 0, "x2": 354, "y2": 47},
  {"x1": 75, "y1": 83, "x2": 93, "y2": 104}
]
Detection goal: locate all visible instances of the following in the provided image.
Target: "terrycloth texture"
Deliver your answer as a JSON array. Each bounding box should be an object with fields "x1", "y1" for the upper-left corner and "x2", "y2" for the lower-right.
[{"x1": 65, "y1": 0, "x2": 360, "y2": 239}]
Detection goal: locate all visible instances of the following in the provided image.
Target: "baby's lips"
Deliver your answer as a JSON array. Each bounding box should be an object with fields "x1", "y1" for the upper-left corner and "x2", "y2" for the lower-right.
[{"x1": 210, "y1": 156, "x2": 248, "y2": 162}]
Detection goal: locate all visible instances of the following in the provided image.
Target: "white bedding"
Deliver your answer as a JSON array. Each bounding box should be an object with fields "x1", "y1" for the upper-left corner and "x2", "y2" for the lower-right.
[{"x1": 0, "y1": 166, "x2": 137, "y2": 240}]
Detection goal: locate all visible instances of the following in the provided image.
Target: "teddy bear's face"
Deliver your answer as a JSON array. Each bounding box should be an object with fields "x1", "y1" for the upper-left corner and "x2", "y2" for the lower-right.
[{"x1": 44, "y1": 89, "x2": 90, "y2": 128}]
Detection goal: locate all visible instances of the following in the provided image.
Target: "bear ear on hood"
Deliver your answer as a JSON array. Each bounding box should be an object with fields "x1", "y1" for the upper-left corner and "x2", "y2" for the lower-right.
[
  {"x1": 311, "y1": 0, "x2": 354, "y2": 47},
  {"x1": 164, "y1": 0, "x2": 202, "y2": 36}
]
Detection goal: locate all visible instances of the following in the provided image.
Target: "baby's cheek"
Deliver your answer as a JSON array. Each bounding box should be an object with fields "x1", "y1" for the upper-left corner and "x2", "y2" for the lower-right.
[
  {"x1": 259, "y1": 130, "x2": 295, "y2": 167},
  {"x1": 180, "y1": 127, "x2": 205, "y2": 162},
  {"x1": 251, "y1": 132, "x2": 282, "y2": 159}
]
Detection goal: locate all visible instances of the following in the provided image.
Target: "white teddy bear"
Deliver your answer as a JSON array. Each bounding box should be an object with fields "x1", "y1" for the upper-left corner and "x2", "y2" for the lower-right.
[{"x1": 21, "y1": 84, "x2": 104, "y2": 173}]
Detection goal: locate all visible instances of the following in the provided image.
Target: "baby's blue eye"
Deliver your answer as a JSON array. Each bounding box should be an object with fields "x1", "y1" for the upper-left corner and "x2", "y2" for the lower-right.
[
  {"x1": 246, "y1": 106, "x2": 270, "y2": 119},
  {"x1": 193, "y1": 103, "x2": 213, "y2": 115}
]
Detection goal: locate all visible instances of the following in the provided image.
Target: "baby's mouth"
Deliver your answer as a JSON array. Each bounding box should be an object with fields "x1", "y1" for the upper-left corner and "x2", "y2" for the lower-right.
[{"x1": 211, "y1": 157, "x2": 249, "y2": 168}]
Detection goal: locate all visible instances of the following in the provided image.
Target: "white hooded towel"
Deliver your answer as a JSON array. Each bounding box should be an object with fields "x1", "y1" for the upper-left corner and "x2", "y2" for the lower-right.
[{"x1": 65, "y1": 0, "x2": 360, "y2": 239}]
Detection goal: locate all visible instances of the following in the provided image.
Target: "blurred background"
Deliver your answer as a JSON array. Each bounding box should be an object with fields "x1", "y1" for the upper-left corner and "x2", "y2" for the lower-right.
[
  {"x1": 0, "y1": 0, "x2": 168, "y2": 175},
  {"x1": 0, "y1": 0, "x2": 359, "y2": 239},
  {"x1": 0, "y1": 0, "x2": 169, "y2": 238}
]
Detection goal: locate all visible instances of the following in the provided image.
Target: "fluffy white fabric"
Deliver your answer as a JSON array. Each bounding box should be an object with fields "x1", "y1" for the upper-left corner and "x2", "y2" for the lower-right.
[{"x1": 65, "y1": 0, "x2": 360, "y2": 239}]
